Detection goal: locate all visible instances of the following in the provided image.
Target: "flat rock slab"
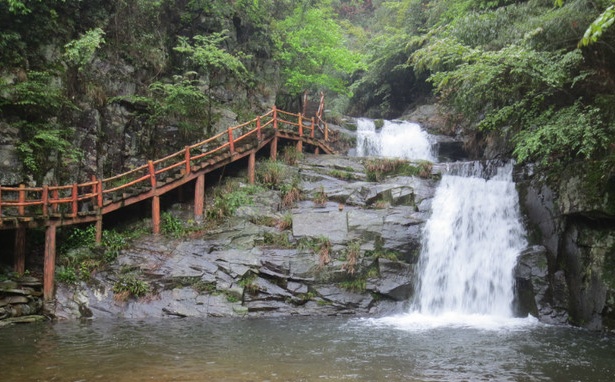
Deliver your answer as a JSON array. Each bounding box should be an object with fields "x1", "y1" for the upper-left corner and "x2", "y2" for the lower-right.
[{"x1": 292, "y1": 210, "x2": 348, "y2": 243}]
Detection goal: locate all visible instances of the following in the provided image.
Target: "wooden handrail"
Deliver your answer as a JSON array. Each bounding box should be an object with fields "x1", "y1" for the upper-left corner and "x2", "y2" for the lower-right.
[{"x1": 0, "y1": 103, "x2": 332, "y2": 224}]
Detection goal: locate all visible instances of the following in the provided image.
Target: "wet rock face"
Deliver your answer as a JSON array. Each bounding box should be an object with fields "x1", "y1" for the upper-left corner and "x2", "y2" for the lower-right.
[
  {"x1": 516, "y1": 163, "x2": 615, "y2": 330},
  {"x1": 513, "y1": 245, "x2": 569, "y2": 324},
  {"x1": 0, "y1": 276, "x2": 46, "y2": 326},
  {"x1": 54, "y1": 155, "x2": 437, "y2": 320}
]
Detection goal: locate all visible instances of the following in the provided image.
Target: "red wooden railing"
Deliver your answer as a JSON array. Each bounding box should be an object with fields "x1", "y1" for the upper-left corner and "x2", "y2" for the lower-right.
[{"x1": 0, "y1": 106, "x2": 331, "y2": 226}]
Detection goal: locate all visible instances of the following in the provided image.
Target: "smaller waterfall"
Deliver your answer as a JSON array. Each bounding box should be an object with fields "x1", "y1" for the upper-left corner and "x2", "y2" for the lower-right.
[{"x1": 356, "y1": 118, "x2": 435, "y2": 161}]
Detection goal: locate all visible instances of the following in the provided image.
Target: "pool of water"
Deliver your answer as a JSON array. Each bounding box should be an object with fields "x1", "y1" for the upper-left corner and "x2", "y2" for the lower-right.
[{"x1": 1, "y1": 316, "x2": 614, "y2": 381}]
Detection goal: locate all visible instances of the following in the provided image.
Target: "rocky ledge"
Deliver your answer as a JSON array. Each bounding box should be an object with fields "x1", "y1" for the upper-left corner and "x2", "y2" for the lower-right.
[{"x1": 54, "y1": 154, "x2": 440, "y2": 319}]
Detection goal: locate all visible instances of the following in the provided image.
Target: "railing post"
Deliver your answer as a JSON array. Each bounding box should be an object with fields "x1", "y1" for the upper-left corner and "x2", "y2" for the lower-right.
[
  {"x1": 95, "y1": 217, "x2": 103, "y2": 244},
  {"x1": 184, "y1": 146, "x2": 191, "y2": 176},
  {"x1": 90, "y1": 175, "x2": 97, "y2": 212},
  {"x1": 298, "y1": 114, "x2": 303, "y2": 136},
  {"x1": 18, "y1": 184, "x2": 25, "y2": 215},
  {"x1": 273, "y1": 106, "x2": 278, "y2": 130},
  {"x1": 42, "y1": 185, "x2": 49, "y2": 217},
  {"x1": 152, "y1": 195, "x2": 160, "y2": 235},
  {"x1": 311, "y1": 117, "x2": 315, "y2": 138},
  {"x1": 71, "y1": 183, "x2": 78, "y2": 216},
  {"x1": 148, "y1": 160, "x2": 160, "y2": 235},
  {"x1": 148, "y1": 160, "x2": 157, "y2": 190},
  {"x1": 43, "y1": 224, "x2": 57, "y2": 301},
  {"x1": 194, "y1": 174, "x2": 205, "y2": 223},
  {"x1": 248, "y1": 151, "x2": 256, "y2": 185},
  {"x1": 52, "y1": 187, "x2": 59, "y2": 213},
  {"x1": 257, "y1": 116, "x2": 262, "y2": 141},
  {"x1": 97, "y1": 180, "x2": 103, "y2": 210},
  {"x1": 228, "y1": 128, "x2": 235, "y2": 154},
  {"x1": 14, "y1": 224, "x2": 26, "y2": 275},
  {"x1": 324, "y1": 122, "x2": 329, "y2": 141}
]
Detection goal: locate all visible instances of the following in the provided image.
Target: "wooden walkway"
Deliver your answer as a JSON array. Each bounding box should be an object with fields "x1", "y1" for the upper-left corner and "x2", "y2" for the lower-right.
[{"x1": 0, "y1": 105, "x2": 334, "y2": 300}]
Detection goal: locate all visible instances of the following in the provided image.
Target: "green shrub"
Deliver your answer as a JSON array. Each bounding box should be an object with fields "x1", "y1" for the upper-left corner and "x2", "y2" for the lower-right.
[
  {"x1": 257, "y1": 159, "x2": 287, "y2": 189},
  {"x1": 312, "y1": 186, "x2": 328, "y2": 206},
  {"x1": 343, "y1": 240, "x2": 361, "y2": 275},
  {"x1": 161, "y1": 212, "x2": 185, "y2": 238},
  {"x1": 280, "y1": 178, "x2": 302, "y2": 208},
  {"x1": 113, "y1": 273, "x2": 150, "y2": 300},
  {"x1": 263, "y1": 231, "x2": 293, "y2": 248},
  {"x1": 207, "y1": 181, "x2": 259, "y2": 220},
  {"x1": 282, "y1": 145, "x2": 304, "y2": 165},
  {"x1": 56, "y1": 266, "x2": 78, "y2": 284}
]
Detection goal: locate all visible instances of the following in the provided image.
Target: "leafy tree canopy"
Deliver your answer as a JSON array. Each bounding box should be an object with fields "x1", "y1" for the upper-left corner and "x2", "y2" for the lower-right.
[{"x1": 274, "y1": 3, "x2": 366, "y2": 96}]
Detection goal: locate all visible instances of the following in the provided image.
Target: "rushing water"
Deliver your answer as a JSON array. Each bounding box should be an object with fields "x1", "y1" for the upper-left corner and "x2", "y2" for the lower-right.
[
  {"x1": 356, "y1": 118, "x2": 435, "y2": 161},
  {"x1": 1, "y1": 317, "x2": 614, "y2": 381},
  {"x1": 415, "y1": 162, "x2": 526, "y2": 317}
]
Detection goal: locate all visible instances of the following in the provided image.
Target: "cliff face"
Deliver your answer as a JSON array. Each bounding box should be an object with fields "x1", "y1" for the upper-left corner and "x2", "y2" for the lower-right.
[
  {"x1": 0, "y1": 2, "x2": 281, "y2": 187},
  {"x1": 516, "y1": 162, "x2": 615, "y2": 330}
]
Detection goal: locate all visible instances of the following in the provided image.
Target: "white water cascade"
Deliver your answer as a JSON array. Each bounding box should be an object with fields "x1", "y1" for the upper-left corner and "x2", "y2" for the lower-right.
[
  {"x1": 372, "y1": 161, "x2": 534, "y2": 330},
  {"x1": 415, "y1": 162, "x2": 527, "y2": 318},
  {"x1": 356, "y1": 118, "x2": 435, "y2": 161}
]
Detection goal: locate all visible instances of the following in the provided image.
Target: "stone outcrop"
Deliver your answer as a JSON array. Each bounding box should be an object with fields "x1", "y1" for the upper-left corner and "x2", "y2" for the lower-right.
[
  {"x1": 54, "y1": 154, "x2": 436, "y2": 320},
  {"x1": 516, "y1": 162, "x2": 615, "y2": 330}
]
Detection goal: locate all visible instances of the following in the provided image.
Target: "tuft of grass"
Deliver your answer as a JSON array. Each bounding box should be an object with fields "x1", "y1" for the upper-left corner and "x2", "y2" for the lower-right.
[
  {"x1": 299, "y1": 236, "x2": 332, "y2": 267},
  {"x1": 207, "y1": 180, "x2": 261, "y2": 220},
  {"x1": 161, "y1": 212, "x2": 185, "y2": 238},
  {"x1": 263, "y1": 231, "x2": 294, "y2": 248},
  {"x1": 364, "y1": 159, "x2": 434, "y2": 181},
  {"x1": 276, "y1": 212, "x2": 293, "y2": 231},
  {"x1": 257, "y1": 159, "x2": 287, "y2": 189},
  {"x1": 113, "y1": 273, "x2": 150, "y2": 300},
  {"x1": 342, "y1": 240, "x2": 361, "y2": 275},
  {"x1": 329, "y1": 169, "x2": 359, "y2": 181},
  {"x1": 238, "y1": 273, "x2": 260, "y2": 295},
  {"x1": 312, "y1": 185, "x2": 328, "y2": 207},
  {"x1": 282, "y1": 145, "x2": 304, "y2": 166},
  {"x1": 280, "y1": 178, "x2": 302, "y2": 208},
  {"x1": 339, "y1": 277, "x2": 367, "y2": 292}
]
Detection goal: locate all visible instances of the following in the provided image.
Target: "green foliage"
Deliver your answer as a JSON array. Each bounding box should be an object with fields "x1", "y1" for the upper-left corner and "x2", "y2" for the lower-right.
[
  {"x1": 101, "y1": 229, "x2": 127, "y2": 263},
  {"x1": 113, "y1": 273, "x2": 150, "y2": 300},
  {"x1": 256, "y1": 159, "x2": 287, "y2": 189},
  {"x1": 174, "y1": 31, "x2": 249, "y2": 82},
  {"x1": 207, "y1": 180, "x2": 261, "y2": 220},
  {"x1": 56, "y1": 265, "x2": 78, "y2": 284},
  {"x1": 280, "y1": 179, "x2": 302, "y2": 208},
  {"x1": 282, "y1": 145, "x2": 304, "y2": 165},
  {"x1": 274, "y1": 4, "x2": 365, "y2": 96},
  {"x1": 343, "y1": 240, "x2": 361, "y2": 275},
  {"x1": 0, "y1": 70, "x2": 80, "y2": 177},
  {"x1": 513, "y1": 102, "x2": 614, "y2": 166},
  {"x1": 364, "y1": 158, "x2": 431, "y2": 181},
  {"x1": 312, "y1": 185, "x2": 328, "y2": 206},
  {"x1": 263, "y1": 231, "x2": 293, "y2": 248},
  {"x1": 63, "y1": 28, "x2": 106, "y2": 71},
  {"x1": 580, "y1": 5, "x2": 615, "y2": 46},
  {"x1": 238, "y1": 272, "x2": 260, "y2": 295},
  {"x1": 276, "y1": 212, "x2": 293, "y2": 231},
  {"x1": 56, "y1": 224, "x2": 132, "y2": 284},
  {"x1": 298, "y1": 235, "x2": 332, "y2": 267},
  {"x1": 161, "y1": 212, "x2": 186, "y2": 238}
]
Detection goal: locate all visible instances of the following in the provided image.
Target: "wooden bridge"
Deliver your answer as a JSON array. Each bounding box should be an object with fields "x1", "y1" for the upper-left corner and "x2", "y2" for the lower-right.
[{"x1": 0, "y1": 103, "x2": 334, "y2": 300}]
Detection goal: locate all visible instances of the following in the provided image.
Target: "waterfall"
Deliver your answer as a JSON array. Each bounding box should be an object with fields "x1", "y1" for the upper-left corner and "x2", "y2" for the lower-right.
[
  {"x1": 371, "y1": 161, "x2": 533, "y2": 330},
  {"x1": 356, "y1": 118, "x2": 435, "y2": 161},
  {"x1": 415, "y1": 162, "x2": 526, "y2": 317}
]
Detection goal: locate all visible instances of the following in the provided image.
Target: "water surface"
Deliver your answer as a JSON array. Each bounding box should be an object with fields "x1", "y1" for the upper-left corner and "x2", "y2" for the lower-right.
[{"x1": 1, "y1": 317, "x2": 614, "y2": 381}]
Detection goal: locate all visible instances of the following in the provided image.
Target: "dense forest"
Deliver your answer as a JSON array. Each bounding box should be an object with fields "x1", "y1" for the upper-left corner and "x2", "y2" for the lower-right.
[{"x1": 1, "y1": 0, "x2": 614, "y2": 186}]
